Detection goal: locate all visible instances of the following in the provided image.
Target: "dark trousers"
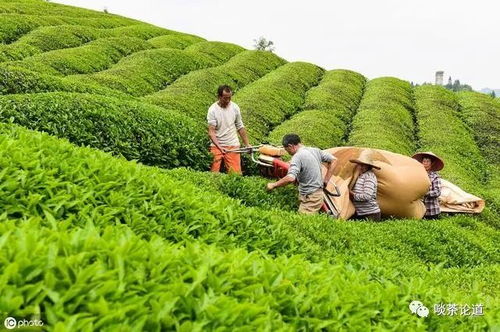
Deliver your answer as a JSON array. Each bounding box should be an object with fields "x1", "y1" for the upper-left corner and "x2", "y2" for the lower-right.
[
  {"x1": 424, "y1": 214, "x2": 440, "y2": 220},
  {"x1": 353, "y1": 212, "x2": 381, "y2": 221}
]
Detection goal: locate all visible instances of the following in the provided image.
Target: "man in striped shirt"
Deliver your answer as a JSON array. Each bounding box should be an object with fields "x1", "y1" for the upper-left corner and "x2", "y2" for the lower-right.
[{"x1": 349, "y1": 149, "x2": 381, "y2": 221}]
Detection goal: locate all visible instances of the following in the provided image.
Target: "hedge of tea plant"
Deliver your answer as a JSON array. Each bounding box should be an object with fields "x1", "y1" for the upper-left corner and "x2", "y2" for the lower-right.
[
  {"x1": 456, "y1": 91, "x2": 500, "y2": 166},
  {"x1": 144, "y1": 50, "x2": 287, "y2": 121},
  {"x1": 0, "y1": 123, "x2": 498, "y2": 330},
  {"x1": 12, "y1": 37, "x2": 153, "y2": 76},
  {"x1": 347, "y1": 77, "x2": 416, "y2": 155},
  {"x1": 0, "y1": 93, "x2": 211, "y2": 170},
  {"x1": 413, "y1": 85, "x2": 487, "y2": 190},
  {"x1": 148, "y1": 34, "x2": 205, "y2": 49},
  {"x1": 165, "y1": 168, "x2": 298, "y2": 211},
  {"x1": 0, "y1": 24, "x2": 186, "y2": 62},
  {"x1": 0, "y1": 219, "x2": 497, "y2": 331},
  {"x1": 268, "y1": 69, "x2": 365, "y2": 148},
  {"x1": 68, "y1": 41, "x2": 243, "y2": 96},
  {"x1": 0, "y1": 65, "x2": 131, "y2": 97},
  {"x1": 231, "y1": 62, "x2": 324, "y2": 142},
  {"x1": 0, "y1": 123, "x2": 496, "y2": 270},
  {"x1": 0, "y1": 14, "x2": 133, "y2": 44}
]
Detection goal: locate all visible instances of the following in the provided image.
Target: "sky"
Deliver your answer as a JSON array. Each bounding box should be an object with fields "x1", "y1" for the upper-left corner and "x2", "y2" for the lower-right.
[{"x1": 54, "y1": 0, "x2": 500, "y2": 90}]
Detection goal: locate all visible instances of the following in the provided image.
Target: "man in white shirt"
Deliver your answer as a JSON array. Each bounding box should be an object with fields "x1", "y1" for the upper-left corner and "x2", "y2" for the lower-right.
[{"x1": 207, "y1": 85, "x2": 251, "y2": 174}]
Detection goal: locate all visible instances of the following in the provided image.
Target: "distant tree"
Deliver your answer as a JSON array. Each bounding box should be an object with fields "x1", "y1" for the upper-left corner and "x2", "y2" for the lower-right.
[
  {"x1": 445, "y1": 76, "x2": 453, "y2": 90},
  {"x1": 103, "y1": 7, "x2": 109, "y2": 14},
  {"x1": 491, "y1": 91, "x2": 496, "y2": 98},
  {"x1": 253, "y1": 37, "x2": 274, "y2": 52}
]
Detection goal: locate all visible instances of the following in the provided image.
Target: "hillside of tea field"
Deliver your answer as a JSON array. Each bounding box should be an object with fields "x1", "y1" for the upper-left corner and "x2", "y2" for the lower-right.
[{"x1": 0, "y1": 0, "x2": 498, "y2": 330}]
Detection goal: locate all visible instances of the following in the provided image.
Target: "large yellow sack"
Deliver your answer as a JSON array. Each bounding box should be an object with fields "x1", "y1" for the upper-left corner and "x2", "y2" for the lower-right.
[{"x1": 322, "y1": 147, "x2": 430, "y2": 219}]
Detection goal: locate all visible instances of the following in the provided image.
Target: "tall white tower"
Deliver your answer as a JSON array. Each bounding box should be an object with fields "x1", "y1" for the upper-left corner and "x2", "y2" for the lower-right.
[{"x1": 435, "y1": 71, "x2": 444, "y2": 85}]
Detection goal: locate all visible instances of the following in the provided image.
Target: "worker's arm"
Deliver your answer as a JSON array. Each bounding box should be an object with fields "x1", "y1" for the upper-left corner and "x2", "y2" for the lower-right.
[
  {"x1": 267, "y1": 175, "x2": 295, "y2": 191},
  {"x1": 208, "y1": 125, "x2": 225, "y2": 154},
  {"x1": 351, "y1": 176, "x2": 376, "y2": 202},
  {"x1": 237, "y1": 127, "x2": 251, "y2": 147}
]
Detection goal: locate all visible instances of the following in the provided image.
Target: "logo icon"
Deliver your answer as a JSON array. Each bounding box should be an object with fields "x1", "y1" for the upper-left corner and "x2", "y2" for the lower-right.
[
  {"x1": 4, "y1": 317, "x2": 17, "y2": 329},
  {"x1": 409, "y1": 300, "x2": 429, "y2": 317}
]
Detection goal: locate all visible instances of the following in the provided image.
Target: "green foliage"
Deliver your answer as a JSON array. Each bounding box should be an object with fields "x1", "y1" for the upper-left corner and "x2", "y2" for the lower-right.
[
  {"x1": 65, "y1": 41, "x2": 243, "y2": 97},
  {"x1": 0, "y1": 93, "x2": 211, "y2": 170},
  {"x1": 348, "y1": 77, "x2": 416, "y2": 155},
  {"x1": 144, "y1": 50, "x2": 287, "y2": 121},
  {"x1": 268, "y1": 69, "x2": 365, "y2": 148},
  {"x1": 414, "y1": 85, "x2": 487, "y2": 190},
  {"x1": 0, "y1": 24, "x2": 185, "y2": 62},
  {"x1": 15, "y1": 37, "x2": 152, "y2": 76},
  {"x1": 165, "y1": 168, "x2": 298, "y2": 211},
  {"x1": 148, "y1": 34, "x2": 206, "y2": 49},
  {"x1": 234, "y1": 62, "x2": 324, "y2": 142},
  {"x1": 0, "y1": 219, "x2": 496, "y2": 331},
  {"x1": 0, "y1": 65, "x2": 130, "y2": 96},
  {"x1": 183, "y1": 41, "x2": 246, "y2": 65},
  {"x1": 457, "y1": 91, "x2": 500, "y2": 166}
]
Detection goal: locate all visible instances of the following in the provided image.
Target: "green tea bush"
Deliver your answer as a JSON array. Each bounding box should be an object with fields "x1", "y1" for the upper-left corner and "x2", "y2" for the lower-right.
[
  {"x1": 232, "y1": 62, "x2": 324, "y2": 142},
  {"x1": 457, "y1": 91, "x2": 500, "y2": 165},
  {"x1": 0, "y1": 65, "x2": 130, "y2": 96},
  {"x1": 347, "y1": 77, "x2": 416, "y2": 155},
  {"x1": 268, "y1": 69, "x2": 365, "y2": 148},
  {"x1": 69, "y1": 49, "x2": 209, "y2": 97},
  {"x1": 0, "y1": 219, "x2": 496, "y2": 331},
  {"x1": 148, "y1": 34, "x2": 205, "y2": 49},
  {"x1": 0, "y1": 14, "x2": 133, "y2": 44},
  {"x1": 65, "y1": 41, "x2": 243, "y2": 96},
  {"x1": 165, "y1": 168, "x2": 298, "y2": 211},
  {"x1": 414, "y1": 85, "x2": 487, "y2": 190},
  {"x1": 183, "y1": 41, "x2": 246, "y2": 66},
  {"x1": 17, "y1": 37, "x2": 152, "y2": 76},
  {"x1": 144, "y1": 50, "x2": 287, "y2": 121},
  {"x1": 0, "y1": 24, "x2": 182, "y2": 62},
  {"x1": 0, "y1": 93, "x2": 211, "y2": 170}
]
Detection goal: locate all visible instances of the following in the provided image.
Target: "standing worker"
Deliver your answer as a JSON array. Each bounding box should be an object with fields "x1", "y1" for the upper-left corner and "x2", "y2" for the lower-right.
[
  {"x1": 349, "y1": 150, "x2": 382, "y2": 221},
  {"x1": 412, "y1": 152, "x2": 444, "y2": 219},
  {"x1": 207, "y1": 85, "x2": 251, "y2": 174},
  {"x1": 266, "y1": 134, "x2": 337, "y2": 215}
]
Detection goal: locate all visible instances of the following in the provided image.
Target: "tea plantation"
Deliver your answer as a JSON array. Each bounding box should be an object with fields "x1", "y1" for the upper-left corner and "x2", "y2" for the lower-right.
[{"x1": 0, "y1": 0, "x2": 498, "y2": 330}]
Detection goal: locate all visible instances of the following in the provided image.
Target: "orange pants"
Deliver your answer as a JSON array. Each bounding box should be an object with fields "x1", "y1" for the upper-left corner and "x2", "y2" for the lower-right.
[{"x1": 210, "y1": 146, "x2": 241, "y2": 174}]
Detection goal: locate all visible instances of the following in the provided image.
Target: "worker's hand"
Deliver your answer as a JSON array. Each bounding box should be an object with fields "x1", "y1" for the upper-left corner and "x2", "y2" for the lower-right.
[
  {"x1": 266, "y1": 183, "x2": 275, "y2": 191},
  {"x1": 245, "y1": 144, "x2": 253, "y2": 154}
]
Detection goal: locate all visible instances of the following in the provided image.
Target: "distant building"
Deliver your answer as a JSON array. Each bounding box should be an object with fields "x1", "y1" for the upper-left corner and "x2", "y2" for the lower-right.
[{"x1": 435, "y1": 71, "x2": 444, "y2": 85}]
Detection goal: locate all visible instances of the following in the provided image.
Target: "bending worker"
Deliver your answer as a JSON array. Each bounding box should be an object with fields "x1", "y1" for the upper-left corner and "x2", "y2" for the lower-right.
[
  {"x1": 207, "y1": 85, "x2": 251, "y2": 174},
  {"x1": 266, "y1": 134, "x2": 337, "y2": 214}
]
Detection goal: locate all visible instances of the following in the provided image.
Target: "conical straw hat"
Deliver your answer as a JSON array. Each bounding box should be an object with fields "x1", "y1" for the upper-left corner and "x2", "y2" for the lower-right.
[
  {"x1": 349, "y1": 149, "x2": 381, "y2": 170},
  {"x1": 412, "y1": 151, "x2": 444, "y2": 171}
]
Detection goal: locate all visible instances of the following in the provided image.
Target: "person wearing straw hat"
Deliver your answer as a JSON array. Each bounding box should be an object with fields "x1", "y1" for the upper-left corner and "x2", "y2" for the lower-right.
[
  {"x1": 349, "y1": 149, "x2": 382, "y2": 221},
  {"x1": 412, "y1": 152, "x2": 444, "y2": 219}
]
